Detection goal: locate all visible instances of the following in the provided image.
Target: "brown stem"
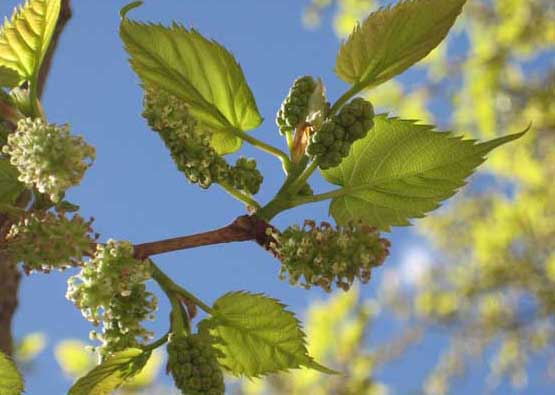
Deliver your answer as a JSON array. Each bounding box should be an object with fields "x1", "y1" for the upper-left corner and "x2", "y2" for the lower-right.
[
  {"x1": 0, "y1": 258, "x2": 20, "y2": 356},
  {"x1": 133, "y1": 215, "x2": 274, "y2": 260},
  {"x1": 0, "y1": 192, "x2": 30, "y2": 356}
]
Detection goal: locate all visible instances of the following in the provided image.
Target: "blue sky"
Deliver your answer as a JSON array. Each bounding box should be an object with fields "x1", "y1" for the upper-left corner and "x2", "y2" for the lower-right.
[{"x1": 1, "y1": 1, "x2": 552, "y2": 394}]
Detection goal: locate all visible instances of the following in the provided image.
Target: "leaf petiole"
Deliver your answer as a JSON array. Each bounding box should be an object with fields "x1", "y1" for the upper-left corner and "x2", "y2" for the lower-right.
[
  {"x1": 220, "y1": 181, "x2": 261, "y2": 210},
  {"x1": 292, "y1": 187, "x2": 348, "y2": 206},
  {"x1": 329, "y1": 83, "x2": 364, "y2": 115},
  {"x1": 287, "y1": 160, "x2": 319, "y2": 195},
  {"x1": 229, "y1": 128, "x2": 292, "y2": 172},
  {"x1": 142, "y1": 332, "x2": 169, "y2": 352},
  {"x1": 150, "y1": 261, "x2": 214, "y2": 315}
]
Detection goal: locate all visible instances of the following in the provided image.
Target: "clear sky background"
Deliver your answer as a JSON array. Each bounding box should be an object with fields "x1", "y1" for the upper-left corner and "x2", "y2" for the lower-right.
[{"x1": 1, "y1": 1, "x2": 552, "y2": 394}]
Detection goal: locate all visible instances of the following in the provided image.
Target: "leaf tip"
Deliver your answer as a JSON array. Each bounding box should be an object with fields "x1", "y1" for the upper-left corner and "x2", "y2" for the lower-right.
[{"x1": 120, "y1": 1, "x2": 144, "y2": 20}]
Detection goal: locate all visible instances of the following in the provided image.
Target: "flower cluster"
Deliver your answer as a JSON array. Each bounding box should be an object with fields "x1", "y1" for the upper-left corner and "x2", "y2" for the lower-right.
[
  {"x1": 143, "y1": 89, "x2": 263, "y2": 194},
  {"x1": 143, "y1": 89, "x2": 228, "y2": 189},
  {"x1": 274, "y1": 220, "x2": 390, "y2": 292},
  {"x1": 2, "y1": 118, "x2": 95, "y2": 202},
  {"x1": 276, "y1": 76, "x2": 317, "y2": 135},
  {"x1": 6, "y1": 211, "x2": 95, "y2": 274},
  {"x1": 167, "y1": 334, "x2": 225, "y2": 395},
  {"x1": 228, "y1": 157, "x2": 263, "y2": 195},
  {"x1": 66, "y1": 240, "x2": 157, "y2": 356},
  {"x1": 307, "y1": 98, "x2": 374, "y2": 169}
]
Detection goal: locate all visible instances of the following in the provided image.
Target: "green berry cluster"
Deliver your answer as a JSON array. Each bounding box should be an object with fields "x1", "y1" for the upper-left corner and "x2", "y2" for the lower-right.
[
  {"x1": 2, "y1": 118, "x2": 95, "y2": 202},
  {"x1": 143, "y1": 90, "x2": 263, "y2": 194},
  {"x1": 307, "y1": 98, "x2": 374, "y2": 169},
  {"x1": 228, "y1": 157, "x2": 263, "y2": 195},
  {"x1": 274, "y1": 220, "x2": 390, "y2": 292},
  {"x1": 6, "y1": 211, "x2": 95, "y2": 274},
  {"x1": 276, "y1": 76, "x2": 317, "y2": 135},
  {"x1": 167, "y1": 334, "x2": 225, "y2": 395},
  {"x1": 66, "y1": 240, "x2": 157, "y2": 356}
]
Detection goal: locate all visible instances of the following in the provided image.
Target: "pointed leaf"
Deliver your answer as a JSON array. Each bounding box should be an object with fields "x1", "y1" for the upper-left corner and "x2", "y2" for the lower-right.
[
  {"x1": 322, "y1": 116, "x2": 525, "y2": 230},
  {"x1": 120, "y1": 20, "x2": 263, "y2": 154},
  {"x1": 0, "y1": 0, "x2": 62, "y2": 82},
  {"x1": 68, "y1": 348, "x2": 150, "y2": 395},
  {"x1": 0, "y1": 159, "x2": 25, "y2": 206},
  {"x1": 201, "y1": 291, "x2": 333, "y2": 377},
  {"x1": 0, "y1": 351, "x2": 24, "y2": 395},
  {"x1": 336, "y1": 0, "x2": 465, "y2": 89}
]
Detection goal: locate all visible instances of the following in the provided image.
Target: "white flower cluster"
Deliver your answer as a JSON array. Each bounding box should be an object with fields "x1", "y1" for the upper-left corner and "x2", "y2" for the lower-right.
[
  {"x1": 66, "y1": 240, "x2": 157, "y2": 356},
  {"x1": 2, "y1": 118, "x2": 95, "y2": 202}
]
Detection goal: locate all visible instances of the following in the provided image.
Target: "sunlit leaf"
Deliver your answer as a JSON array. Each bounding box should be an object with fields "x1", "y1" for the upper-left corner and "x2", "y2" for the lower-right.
[
  {"x1": 68, "y1": 348, "x2": 150, "y2": 395},
  {"x1": 335, "y1": 0, "x2": 465, "y2": 89},
  {"x1": 322, "y1": 116, "x2": 526, "y2": 230},
  {"x1": 120, "y1": 19, "x2": 263, "y2": 154},
  {"x1": 0, "y1": 0, "x2": 61, "y2": 82},
  {"x1": 200, "y1": 291, "x2": 335, "y2": 377},
  {"x1": 0, "y1": 351, "x2": 24, "y2": 395}
]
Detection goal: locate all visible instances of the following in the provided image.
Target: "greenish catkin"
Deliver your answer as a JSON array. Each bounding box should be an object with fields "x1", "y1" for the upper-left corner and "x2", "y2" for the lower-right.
[
  {"x1": 274, "y1": 220, "x2": 390, "y2": 292},
  {"x1": 143, "y1": 90, "x2": 263, "y2": 195}
]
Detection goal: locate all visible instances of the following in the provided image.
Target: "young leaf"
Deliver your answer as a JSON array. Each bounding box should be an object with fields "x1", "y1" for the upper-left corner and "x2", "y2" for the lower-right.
[
  {"x1": 322, "y1": 116, "x2": 526, "y2": 231},
  {"x1": 335, "y1": 0, "x2": 465, "y2": 89},
  {"x1": 200, "y1": 291, "x2": 334, "y2": 377},
  {"x1": 0, "y1": 0, "x2": 61, "y2": 83},
  {"x1": 68, "y1": 348, "x2": 150, "y2": 395},
  {"x1": 0, "y1": 66, "x2": 20, "y2": 88},
  {"x1": 0, "y1": 351, "x2": 24, "y2": 395},
  {"x1": 0, "y1": 159, "x2": 25, "y2": 206},
  {"x1": 120, "y1": 20, "x2": 263, "y2": 154}
]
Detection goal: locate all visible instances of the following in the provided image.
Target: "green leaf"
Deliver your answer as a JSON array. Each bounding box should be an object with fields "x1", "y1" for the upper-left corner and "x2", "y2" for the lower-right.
[
  {"x1": 0, "y1": 159, "x2": 25, "y2": 206},
  {"x1": 119, "y1": 1, "x2": 143, "y2": 19},
  {"x1": 68, "y1": 348, "x2": 150, "y2": 395},
  {"x1": 335, "y1": 0, "x2": 465, "y2": 89},
  {"x1": 200, "y1": 291, "x2": 334, "y2": 377},
  {"x1": 120, "y1": 20, "x2": 263, "y2": 154},
  {"x1": 0, "y1": 0, "x2": 62, "y2": 83},
  {"x1": 322, "y1": 116, "x2": 526, "y2": 230},
  {"x1": 0, "y1": 66, "x2": 20, "y2": 88},
  {"x1": 0, "y1": 351, "x2": 24, "y2": 395}
]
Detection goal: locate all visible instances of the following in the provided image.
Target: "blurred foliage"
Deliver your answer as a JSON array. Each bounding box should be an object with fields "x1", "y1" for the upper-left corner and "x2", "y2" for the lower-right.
[
  {"x1": 15, "y1": 332, "x2": 46, "y2": 365},
  {"x1": 246, "y1": 0, "x2": 555, "y2": 393}
]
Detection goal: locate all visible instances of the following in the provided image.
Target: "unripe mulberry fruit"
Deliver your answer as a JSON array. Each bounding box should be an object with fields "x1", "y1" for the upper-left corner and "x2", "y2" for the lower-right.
[
  {"x1": 227, "y1": 157, "x2": 263, "y2": 195},
  {"x1": 276, "y1": 76, "x2": 317, "y2": 135},
  {"x1": 336, "y1": 98, "x2": 375, "y2": 142},
  {"x1": 307, "y1": 98, "x2": 374, "y2": 170},
  {"x1": 167, "y1": 334, "x2": 225, "y2": 395},
  {"x1": 274, "y1": 220, "x2": 390, "y2": 292},
  {"x1": 306, "y1": 119, "x2": 345, "y2": 169}
]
